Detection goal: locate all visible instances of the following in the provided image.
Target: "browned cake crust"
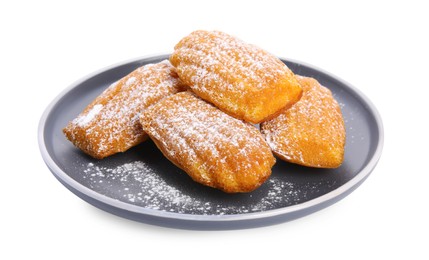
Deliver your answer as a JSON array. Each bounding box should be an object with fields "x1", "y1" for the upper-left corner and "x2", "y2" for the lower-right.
[
  {"x1": 170, "y1": 30, "x2": 302, "y2": 124},
  {"x1": 261, "y1": 75, "x2": 346, "y2": 168},
  {"x1": 63, "y1": 61, "x2": 186, "y2": 159},
  {"x1": 140, "y1": 91, "x2": 276, "y2": 193}
]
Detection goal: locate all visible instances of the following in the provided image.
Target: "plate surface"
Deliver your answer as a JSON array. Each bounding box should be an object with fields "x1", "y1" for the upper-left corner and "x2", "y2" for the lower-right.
[{"x1": 38, "y1": 55, "x2": 383, "y2": 229}]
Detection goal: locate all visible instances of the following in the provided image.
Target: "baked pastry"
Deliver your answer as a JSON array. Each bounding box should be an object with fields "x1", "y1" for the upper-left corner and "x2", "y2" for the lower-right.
[
  {"x1": 170, "y1": 30, "x2": 302, "y2": 124},
  {"x1": 261, "y1": 75, "x2": 345, "y2": 168},
  {"x1": 140, "y1": 91, "x2": 275, "y2": 193},
  {"x1": 63, "y1": 60, "x2": 186, "y2": 159}
]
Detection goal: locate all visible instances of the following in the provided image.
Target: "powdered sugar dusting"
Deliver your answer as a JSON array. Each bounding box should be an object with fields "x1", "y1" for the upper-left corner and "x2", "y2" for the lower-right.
[
  {"x1": 63, "y1": 60, "x2": 186, "y2": 158},
  {"x1": 170, "y1": 30, "x2": 300, "y2": 122},
  {"x1": 73, "y1": 104, "x2": 103, "y2": 127},
  {"x1": 172, "y1": 30, "x2": 289, "y2": 91},
  {"x1": 140, "y1": 92, "x2": 275, "y2": 192},
  {"x1": 125, "y1": 76, "x2": 136, "y2": 86},
  {"x1": 80, "y1": 160, "x2": 337, "y2": 215}
]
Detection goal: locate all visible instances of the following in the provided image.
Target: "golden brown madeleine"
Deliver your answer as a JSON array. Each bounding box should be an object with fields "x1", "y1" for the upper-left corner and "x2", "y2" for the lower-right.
[
  {"x1": 140, "y1": 91, "x2": 275, "y2": 193},
  {"x1": 63, "y1": 61, "x2": 186, "y2": 159},
  {"x1": 261, "y1": 76, "x2": 345, "y2": 168},
  {"x1": 170, "y1": 30, "x2": 302, "y2": 124}
]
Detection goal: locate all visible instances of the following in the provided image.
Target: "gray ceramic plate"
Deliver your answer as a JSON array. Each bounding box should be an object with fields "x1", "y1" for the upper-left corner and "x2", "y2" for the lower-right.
[{"x1": 38, "y1": 54, "x2": 383, "y2": 230}]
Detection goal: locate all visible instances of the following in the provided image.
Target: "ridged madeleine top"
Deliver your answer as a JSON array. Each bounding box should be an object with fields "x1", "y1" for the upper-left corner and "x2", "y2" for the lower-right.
[
  {"x1": 261, "y1": 76, "x2": 345, "y2": 168},
  {"x1": 63, "y1": 61, "x2": 186, "y2": 159},
  {"x1": 140, "y1": 91, "x2": 275, "y2": 193},
  {"x1": 170, "y1": 30, "x2": 302, "y2": 124}
]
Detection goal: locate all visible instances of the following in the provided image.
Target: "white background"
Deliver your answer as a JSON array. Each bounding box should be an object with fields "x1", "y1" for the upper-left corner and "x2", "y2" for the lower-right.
[{"x1": 1, "y1": 0, "x2": 428, "y2": 259}]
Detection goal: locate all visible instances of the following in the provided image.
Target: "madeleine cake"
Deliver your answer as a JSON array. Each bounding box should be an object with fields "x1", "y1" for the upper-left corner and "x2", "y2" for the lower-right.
[
  {"x1": 63, "y1": 61, "x2": 186, "y2": 159},
  {"x1": 170, "y1": 30, "x2": 302, "y2": 124},
  {"x1": 261, "y1": 75, "x2": 345, "y2": 168},
  {"x1": 140, "y1": 91, "x2": 276, "y2": 193}
]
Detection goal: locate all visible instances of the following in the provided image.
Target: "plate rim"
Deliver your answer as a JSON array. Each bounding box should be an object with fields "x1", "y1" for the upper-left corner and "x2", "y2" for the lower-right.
[{"x1": 38, "y1": 53, "x2": 384, "y2": 223}]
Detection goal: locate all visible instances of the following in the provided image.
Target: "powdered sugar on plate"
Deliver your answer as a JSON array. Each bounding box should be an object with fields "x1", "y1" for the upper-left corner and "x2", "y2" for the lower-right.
[{"x1": 80, "y1": 160, "x2": 338, "y2": 215}]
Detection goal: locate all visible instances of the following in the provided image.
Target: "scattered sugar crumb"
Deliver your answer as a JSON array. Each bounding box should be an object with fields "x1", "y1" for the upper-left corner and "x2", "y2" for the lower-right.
[{"x1": 80, "y1": 161, "x2": 337, "y2": 215}]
